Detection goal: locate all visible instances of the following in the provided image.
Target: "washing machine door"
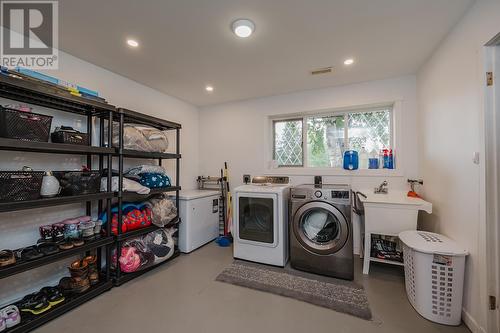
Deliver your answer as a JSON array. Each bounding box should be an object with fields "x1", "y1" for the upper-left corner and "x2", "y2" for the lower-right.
[{"x1": 293, "y1": 201, "x2": 349, "y2": 255}]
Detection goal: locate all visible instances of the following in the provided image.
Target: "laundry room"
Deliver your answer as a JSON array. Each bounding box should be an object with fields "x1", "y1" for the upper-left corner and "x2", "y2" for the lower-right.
[{"x1": 0, "y1": 1, "x2": 499, "y2": 333}]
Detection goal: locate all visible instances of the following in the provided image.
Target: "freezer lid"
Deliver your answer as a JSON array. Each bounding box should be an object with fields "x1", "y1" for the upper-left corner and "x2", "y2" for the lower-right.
[{"x1": 171, "y1": 189, "x2": 221, "y2": 200}]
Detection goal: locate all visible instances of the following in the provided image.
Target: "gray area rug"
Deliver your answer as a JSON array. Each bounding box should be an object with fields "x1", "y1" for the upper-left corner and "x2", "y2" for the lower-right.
[{"x1": 216, "y1": 260, "x2": 372, "y2": 320}]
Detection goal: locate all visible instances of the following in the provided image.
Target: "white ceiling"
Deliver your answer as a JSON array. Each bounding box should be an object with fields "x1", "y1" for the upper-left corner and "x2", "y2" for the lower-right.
[{"x1": 59, "y1": 0, "x2": 472, "y2": 106}]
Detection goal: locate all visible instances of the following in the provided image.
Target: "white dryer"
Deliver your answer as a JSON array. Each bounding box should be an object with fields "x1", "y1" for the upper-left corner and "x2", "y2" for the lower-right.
[{"x1": 233, "y1": 176, "x2": 290, "y2": 267}]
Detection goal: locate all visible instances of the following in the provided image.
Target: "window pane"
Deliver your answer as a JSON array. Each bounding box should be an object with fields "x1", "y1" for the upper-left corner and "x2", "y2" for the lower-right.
[
  {"x1": 307, "y1": 115, "x2": 345, "y2": 167},
  {"x1": 274, "y1": 119, "x2": 303, "y2": 166},
  {"x1": 348, "y1": 110, "x2": 391, "y2": 152}
]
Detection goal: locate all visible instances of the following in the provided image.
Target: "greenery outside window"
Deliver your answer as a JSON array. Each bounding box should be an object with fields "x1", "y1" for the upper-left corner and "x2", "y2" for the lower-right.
[{"x1": 272, "y1": 106, "x2": 393, "y2": 168}]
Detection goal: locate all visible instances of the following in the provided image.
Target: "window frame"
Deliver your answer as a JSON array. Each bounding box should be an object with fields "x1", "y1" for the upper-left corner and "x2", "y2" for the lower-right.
[
  {"x1": 272, "y1": 118, "x2": 304, "y2": 167},
  {"x1": 270, "y1": 104, "x2": 395, "y2": 169}
]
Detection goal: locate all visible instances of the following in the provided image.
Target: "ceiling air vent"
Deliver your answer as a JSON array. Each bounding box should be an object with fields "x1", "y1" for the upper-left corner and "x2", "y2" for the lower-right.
[{"x1": 311, "y1": 67, "x2": 333, "y2": 75}]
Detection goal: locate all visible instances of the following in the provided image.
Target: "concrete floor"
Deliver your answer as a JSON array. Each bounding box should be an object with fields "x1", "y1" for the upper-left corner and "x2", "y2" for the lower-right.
[{"x1": 36, "y1": 243, "x2": 470, "y2": 333}]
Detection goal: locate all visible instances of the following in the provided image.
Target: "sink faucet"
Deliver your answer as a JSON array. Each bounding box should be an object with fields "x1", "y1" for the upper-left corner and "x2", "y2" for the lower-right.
[{"x1": 375, "y1": 181, "x2": 388, "y2": 194}]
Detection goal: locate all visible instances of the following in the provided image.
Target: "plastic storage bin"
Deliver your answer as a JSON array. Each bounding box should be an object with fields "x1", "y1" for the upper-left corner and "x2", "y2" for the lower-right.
[
  {"x1": 53, "y1": 171, "x2": 102, "y2": 196},
  {"x1": 399, "y1": 231, "x2": 468, "y2": 325},
  {"x1": 0, "y1": 107, "x2": 53, "y2": 142},
  {"x1": 0, "y1": 171, "x2": 45, "y2": 202}
]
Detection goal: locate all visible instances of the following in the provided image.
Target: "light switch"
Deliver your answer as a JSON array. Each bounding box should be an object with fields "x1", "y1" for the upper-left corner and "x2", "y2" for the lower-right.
[{"x1": 473, "y1": 152, "x2": 480, "y2": 164}]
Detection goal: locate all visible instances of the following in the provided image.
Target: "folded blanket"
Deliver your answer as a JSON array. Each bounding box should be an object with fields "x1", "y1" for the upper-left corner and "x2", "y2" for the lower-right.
[
  {"x1": 100, "y1": 177, "x2": 150, "y2": 194},
  {"x1": 125, "y1": 165, "x2": 168, "y2": 176},
  {"x1": 139, "y1": 173, "x2": 171, "y2": 188}
]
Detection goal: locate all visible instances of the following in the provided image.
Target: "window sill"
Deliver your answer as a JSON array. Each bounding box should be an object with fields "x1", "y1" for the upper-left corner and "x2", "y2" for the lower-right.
[{"x1": 264, "y1": 167, "x2": 403, "y2": 177}]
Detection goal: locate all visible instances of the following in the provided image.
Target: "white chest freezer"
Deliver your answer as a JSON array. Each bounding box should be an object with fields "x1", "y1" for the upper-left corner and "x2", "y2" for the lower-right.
[{"x1": 171, "y1": 190, "x2": 221, "y2": 253}]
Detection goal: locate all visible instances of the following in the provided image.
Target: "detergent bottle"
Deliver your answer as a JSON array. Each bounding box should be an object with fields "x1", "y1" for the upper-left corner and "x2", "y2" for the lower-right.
[
  {"x1": 369, "y1": 149, "x2": 379, "y2": 169},
  {"x1": 359, "y1": 147, "x2": 368, "y2": 169},
  {"x1": 388, "y1": 149, "x2": 395, "y2": 169},
  {"x1": 343, "y1": 150, "x2": 359, "y2": 170}
]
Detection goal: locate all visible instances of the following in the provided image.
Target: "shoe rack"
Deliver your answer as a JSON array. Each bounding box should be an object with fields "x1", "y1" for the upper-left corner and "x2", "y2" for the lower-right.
[
  {"x1": 0, "y1": 73, "x2": 115, "y2": 333},
  {"x1": 0, "y1": 74, "x2": 181, "y2": 331}
]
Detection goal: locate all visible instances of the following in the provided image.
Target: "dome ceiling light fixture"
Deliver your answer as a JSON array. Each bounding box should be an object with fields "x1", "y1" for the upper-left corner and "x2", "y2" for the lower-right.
[
  {"x1": 231, "y1": 19, "x2": 255, "y2": 38},
  {"x1": 126, "y1": 39, "x2": 139, "y2": 48},
  {"x1": 344, "y1": 58, "x2": 355, "y2": 65}
]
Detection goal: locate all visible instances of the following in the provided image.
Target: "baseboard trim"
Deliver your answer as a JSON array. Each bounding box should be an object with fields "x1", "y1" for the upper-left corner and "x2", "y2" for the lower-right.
[{"x1": 462, "y1": 308, "x2": 486, "y2": 333}]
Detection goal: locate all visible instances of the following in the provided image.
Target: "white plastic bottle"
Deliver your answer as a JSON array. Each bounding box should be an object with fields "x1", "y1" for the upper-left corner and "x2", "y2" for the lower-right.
[{"x1": 359, "y1": 147, "x2": 369, "y2": 169}]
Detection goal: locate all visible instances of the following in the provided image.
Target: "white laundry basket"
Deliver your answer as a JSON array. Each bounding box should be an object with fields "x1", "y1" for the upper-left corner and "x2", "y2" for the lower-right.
[{"x1": 399, "y1": 231, "x2": 468, "y2": 326}]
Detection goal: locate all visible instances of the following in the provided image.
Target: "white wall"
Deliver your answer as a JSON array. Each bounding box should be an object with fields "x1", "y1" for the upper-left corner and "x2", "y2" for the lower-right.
[
  {"x1": 417, "y1": 0, "x2": 500, "y2": 331},
  {"x1": 199, "y1": 75, "x2": 420, "y2": 254},
  {"x1": 0, "y1": 50, "x2": 199, "y2": 304}
]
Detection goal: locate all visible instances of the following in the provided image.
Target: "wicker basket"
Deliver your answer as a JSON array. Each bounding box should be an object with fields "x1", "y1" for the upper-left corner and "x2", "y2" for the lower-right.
[
  {"x1": 53, "y1": 171, "x2": 102, "y2": 196},
  {"x1": 0, "y1": 107, "x2": 53, "y2": 142},
  {"x1": 51, "y1": 126, "x2": 89, "y2": 145},
  {"x1": 0, "y1": 171, "x2": 45, "y2": 202}
]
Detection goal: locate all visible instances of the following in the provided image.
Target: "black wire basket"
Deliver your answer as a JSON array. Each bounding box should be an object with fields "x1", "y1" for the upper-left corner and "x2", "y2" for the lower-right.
[
  {"x1": 53, "y1": 171, "x2": 102, "y2": 196},
  {"x1": 0, "y1": 107, "x2": 53, "y2": 142},
  {"x1": 0, "y1": 171, "x2": 45, "y2": 202},
  {"x1": 51, "y1": 126, "x2": 89, "y2": 145}
]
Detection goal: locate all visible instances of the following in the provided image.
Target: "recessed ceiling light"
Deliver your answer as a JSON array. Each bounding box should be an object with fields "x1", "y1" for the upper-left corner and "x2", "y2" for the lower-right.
[
  {"x1": 344, "y1": 58, "x2": 354, "y2": 66},
  {"x1": 127, "y1": 39, "x2": 139, "y2": 48},
  {"x1": 232, "y1": 19, "x2": 255, "y2": 38},
  {"x1": 205, "y1": 85, "x2": 214, "y2": 92}
]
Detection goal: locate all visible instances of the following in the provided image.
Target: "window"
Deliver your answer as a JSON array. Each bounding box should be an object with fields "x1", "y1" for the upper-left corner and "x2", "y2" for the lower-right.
[
  {"x1": 272, "y1": 106, "x2": 393, "y2": 168},
  {"x1": 273, "y1": 119, "x2": 303, "y2": 167}
]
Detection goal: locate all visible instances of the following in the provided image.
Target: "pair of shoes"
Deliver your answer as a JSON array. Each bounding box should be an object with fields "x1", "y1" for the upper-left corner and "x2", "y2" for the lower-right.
[
  {"x1": 59, "y1": 256, "x2": 98, "y2": 294},
  {"x1": 17, "y1": 286, "x2": 64, "y2": 315},
  {"x1": 58, "y1": 238, "x2": 84, "y2": 251},
  {"x1": 0, "y1": 305, "x2": 21, "y2": 331},
  {"x1": 0, "y1": 250, "x2": 16, "y2": 267},
  {"x1": 17, "y1": 243, "x2": 60, "y2": 262},
  {"x1": 83, "y1": 255, "x2": 99, "y2": 285}
]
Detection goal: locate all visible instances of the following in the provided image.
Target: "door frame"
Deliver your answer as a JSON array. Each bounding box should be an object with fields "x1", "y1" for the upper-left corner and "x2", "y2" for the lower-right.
[
  {"x1": 234, "y1": 191, "x2": 279, "y2": 247},
  {"x1": 484, "y1": 35, "x2": 500, "y2": 333}
]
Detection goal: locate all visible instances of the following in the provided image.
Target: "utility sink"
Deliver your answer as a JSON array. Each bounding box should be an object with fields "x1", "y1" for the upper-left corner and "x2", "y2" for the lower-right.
[
  {"x1": 357, "y1": 190, "x2": 432, "y2": 274},
  {"x1": 359, "y1": 190, "x2": 432, "y2": 213}
]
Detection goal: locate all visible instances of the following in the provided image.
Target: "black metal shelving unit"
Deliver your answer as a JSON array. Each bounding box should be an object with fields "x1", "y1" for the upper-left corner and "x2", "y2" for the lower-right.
[
  {"x1": 0, "y1": 237, "x2": 114, "y2": 280},
  {"x1": 5, "y1": 281, "x2": 113, "y2": 333},
  {"x1": 0, "y1": 74, "x2": 115, "y2": 333},
  {"x1": 113, "y1": 108, "x2": 181, "y2": 286}
]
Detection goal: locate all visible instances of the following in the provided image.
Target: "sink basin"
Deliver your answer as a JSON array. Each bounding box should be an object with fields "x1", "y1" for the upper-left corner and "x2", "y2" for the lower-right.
[{"x1": 358, "y1": 190, "x2": 432, "y2": 213}]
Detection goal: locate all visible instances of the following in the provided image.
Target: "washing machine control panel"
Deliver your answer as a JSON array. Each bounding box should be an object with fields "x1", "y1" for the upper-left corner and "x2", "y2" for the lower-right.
[
  {"x1": 331, "y1": 190, "x2": 350, "y2": 199},
  {"x1": 291, "y1": 185, "x2": 350, "y2": 203}
]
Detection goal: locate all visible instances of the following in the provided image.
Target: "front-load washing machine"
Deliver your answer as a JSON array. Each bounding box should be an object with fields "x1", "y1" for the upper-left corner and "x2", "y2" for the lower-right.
[
  {"x1": 290, "y1": 184, "x2": 353, "y2": 280},
  {"x1": 233, "y1": 176, "x2": 290, "y2": 267}
]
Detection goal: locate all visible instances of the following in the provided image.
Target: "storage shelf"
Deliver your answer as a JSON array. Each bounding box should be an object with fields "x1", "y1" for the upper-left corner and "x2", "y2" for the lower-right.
[
  {"x1": 0, "y1": 237, "x2": 114, "y2": 279},
  {"x1": 120, "y1": 149, "x2": 181, "y2": 159},
  {"x1": 0, "y1": 192, "x2": 114, "y2": 213},
  {"x1": 121, "y1": 187, "x2": 181, "y2": 201},
  {"x1": 115, "y1": 217, "x2": 180, "y2": 241},
  {"x1": 5, "y1": 280, "x2": 112, "y2": 333},
  {"x1": 113, "y1": 249, "x2": 180, "y2": 286},
  {"x1": 0, "y1": 138, "x2": 114, "y2": 155},
  {"x1": 369, "y1": 256, "x2": 404, "y2": 266},
  {"x1": 117, "y1": 108, "x2": 181, "y2": 130},
  {"x1": 0, "y1": 74, "x2": 115, "y2": 116}
]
